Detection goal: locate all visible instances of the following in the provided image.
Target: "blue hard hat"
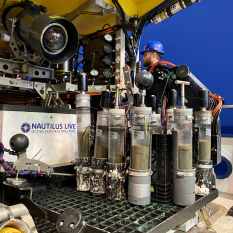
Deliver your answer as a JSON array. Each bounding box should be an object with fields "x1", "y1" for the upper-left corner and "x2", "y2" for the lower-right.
[{"x1": 140, "y1": 41, "x2": 164, "y2": 55}]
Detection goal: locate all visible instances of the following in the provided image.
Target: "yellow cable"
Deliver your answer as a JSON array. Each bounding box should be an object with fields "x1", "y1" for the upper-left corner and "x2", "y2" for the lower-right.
[
  {"x1": 200, "y1": 209, "x2": 212, "y2": 230},
  {"x1": 139, "y1": 112, "x2": 148, "y2": 135}
]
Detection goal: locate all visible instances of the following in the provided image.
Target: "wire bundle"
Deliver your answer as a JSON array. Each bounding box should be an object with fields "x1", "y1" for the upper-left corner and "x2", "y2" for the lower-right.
[
  {"x1": 209, "y1": 93, "x2": 223, "y2": 117},
  {"x1": 209, "y1": 93, "x2": 223, "y2": 135}
]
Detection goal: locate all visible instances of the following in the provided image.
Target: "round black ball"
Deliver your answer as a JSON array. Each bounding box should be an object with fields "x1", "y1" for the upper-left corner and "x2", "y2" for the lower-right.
[
  {"x1": 9, "y1": 134, "x2": 29, "y2": 152},
  {"x1": 135, "y1": 70, "x2": 154, "y2": 90}
]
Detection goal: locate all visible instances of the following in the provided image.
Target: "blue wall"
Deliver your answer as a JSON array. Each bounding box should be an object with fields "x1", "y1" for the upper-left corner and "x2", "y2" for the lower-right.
[{"x1": 139, "y1": 0, "x2": 233, "y2": 134}]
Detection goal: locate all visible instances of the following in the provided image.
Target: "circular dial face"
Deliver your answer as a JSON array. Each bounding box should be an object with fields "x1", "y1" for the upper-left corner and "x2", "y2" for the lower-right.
[
  {"x1": 103, "y1": 56, "x2": 113, "y2": 67},
  {"x1": 102, "y1": 69, "x2": 114, "y2": 79},
  {"x1": 103, "y1": 33, "x2": 113, "y2": 42},
  {"x1": 103, "y1": 44, "x2": 114, "y2": 54},
  {"x1": 90, "y1": 69, "x2": 99, "y2": 77}
]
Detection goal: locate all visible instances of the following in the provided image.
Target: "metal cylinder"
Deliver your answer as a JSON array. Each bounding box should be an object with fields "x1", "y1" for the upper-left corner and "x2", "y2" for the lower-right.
[
  {"x1": 0, "y1": 2, "x2": 79, "y2": 63},
  {"x1": 90, "y1": 158, "x2": 107, "y2": 194},
  {"x1": 128, "y1": 169, "x2": 151, "y2": 205},
  {"x1": 140, "y1": 91, "x2": 146, "y2": 107},
  {"x1": 0, "y1": 3, "x2": 36, "y2": 41},
  {"x1": 181, "y1": 84, "x2": 185, "y2": 108},
  {"x1": 78, "y1": 72, "x2": 88, "y2": 92},
  {"x1": 50, "y1": 59, "x2": 73, "y2": 83},
  {"x1": 0, "y1": 204, "x2": 35, "y2": 232},
  {"x1": 101, "y1": 91, "x2": 112, "y2": 108},
  {"x1": 76, "y1": 157, "x2": 90, "y2": 191},
  {"x1": 50, "y1": 59, "x2": 73, "y2": 73},
  {"x1": 106, "y1": 163, "x2": 126, "y2": 200},
  {"x1": 173, "y1": 169, "x2": 196, "y2": 206},
  {"x1": 199, "y1": 89, "x2": 209, "y2": 108},
  {"x1": 76, "y1": 94, "x2": 90, "y2": 108},
  {"x1": 195, "y1": 160, "x2": 213, "y2": 196},
  {"x1": 154, "y1": 0, "x2": 200, "y2": 25},
  {"x1": 0, "y1": 204, "x2": 29, "y2": 222},
  {"x1": 172, "y1": 130, "x2": 196, "y2": 206}
]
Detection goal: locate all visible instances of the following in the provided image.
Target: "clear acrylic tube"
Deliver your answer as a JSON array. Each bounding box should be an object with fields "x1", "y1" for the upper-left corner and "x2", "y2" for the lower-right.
[
  {"x1": 130, "y1": 107, "x2": 152, "y2": 170},
  {"x1": 108, "y1": 109, "x2": 126, "y2": 163},
  {"x1": 195, "y1": 111, "x2": 212, "y2": 160},
  {"x1": 94, "y1": 111, "x2": 109, "y2": 158},
  {"x1": 174, "y1": 108, "x2": 193, "y2": 170},
  {"x1": 76, "y1": 94, "x2": 91, "y2": 158}
]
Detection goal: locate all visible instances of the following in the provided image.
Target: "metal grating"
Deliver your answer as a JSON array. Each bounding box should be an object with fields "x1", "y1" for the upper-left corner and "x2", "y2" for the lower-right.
[
  {"x1": 32, "y1": 186, "x2": 184, "y2": 233},
  {"x1": 33, "y1": 217, "x2": 57, "y2": 233}
]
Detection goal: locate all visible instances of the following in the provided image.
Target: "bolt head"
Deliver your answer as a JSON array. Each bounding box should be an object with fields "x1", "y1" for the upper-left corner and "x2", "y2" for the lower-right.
[{"x1": 69, "y1": 223, "x2": 74, "y2": 228}]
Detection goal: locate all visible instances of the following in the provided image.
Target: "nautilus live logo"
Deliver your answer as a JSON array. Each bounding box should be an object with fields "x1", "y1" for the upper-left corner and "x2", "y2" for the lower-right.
[
  {"x1": 20, "y1": 122, "x2": 76, "y2": 134},
  {"x1": 21, "y1": 123, "x2": 31, "y2": 133}
]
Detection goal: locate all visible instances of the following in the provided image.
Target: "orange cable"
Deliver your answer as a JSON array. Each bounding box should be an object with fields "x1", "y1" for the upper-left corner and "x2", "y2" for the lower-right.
[
  {"x1": 125, "y1": 64, "x2": 131, "y2": 74},
  {"x1": 125, "y1": 52, "x2": 130, "y2": 59},
  {"x1": 161, "y1": 61, "x2": 176, "y2": 67},
  {"x1": 209, "y1": 93, "x2": 222, "y2": 116},
  {"x1": 178, "y1": 116, "x2": 192, "y2": 144},
  {"x1": 149, "y1": 61, "x2": 176, "y2": 73},
  {"x1": 149, "y1": 61, "x2": 160, "y2": 73},
  {"x1": 180, "y1": 115, "x2": 187, "y2": 127}
]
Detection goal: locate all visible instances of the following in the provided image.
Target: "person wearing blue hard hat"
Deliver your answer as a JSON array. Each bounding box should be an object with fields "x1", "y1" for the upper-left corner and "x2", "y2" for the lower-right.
[
  {"x1": 140, "y1": 41, "x2": 177, "y2": 110},
  {"x1": 140, "y1": 41, "x2": 164, "y2": 67}
]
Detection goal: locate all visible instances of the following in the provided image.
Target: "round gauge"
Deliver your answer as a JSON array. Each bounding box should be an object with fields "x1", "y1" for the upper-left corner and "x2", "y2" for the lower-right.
[
  {"x1": 103, "y1": 44, "x2": 114, "y2": 54},
  {"x1": 90, "y1": 69, "x2": 99, "y2": 77},
  {"x1": 103, "y1": 56, "x2": 113, "y2": 67},
  {"x1": 102, "y1": 69, "x2": 114, "y2": 79},
  {"x1": 103, "y1": 33, "x2": 113, "y2": 43}
]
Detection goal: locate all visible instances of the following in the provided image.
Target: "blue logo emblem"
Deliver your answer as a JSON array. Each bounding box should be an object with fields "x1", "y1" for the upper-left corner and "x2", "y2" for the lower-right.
[{"x1": 21, "y1": 123, "x2": 31, "y2": 133}]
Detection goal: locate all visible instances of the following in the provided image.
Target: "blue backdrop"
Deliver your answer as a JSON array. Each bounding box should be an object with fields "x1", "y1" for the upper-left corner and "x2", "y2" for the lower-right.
[{"x1": 139, "y1": 0, "x2": 233, "y2": 135}]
